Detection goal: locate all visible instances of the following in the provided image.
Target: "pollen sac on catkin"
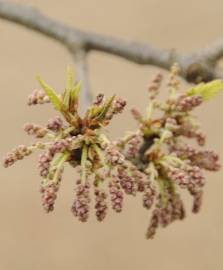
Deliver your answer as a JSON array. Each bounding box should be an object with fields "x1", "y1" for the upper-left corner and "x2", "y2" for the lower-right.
[{"x1": 3, "y1": 65, "x2": 222, "y2": 239}]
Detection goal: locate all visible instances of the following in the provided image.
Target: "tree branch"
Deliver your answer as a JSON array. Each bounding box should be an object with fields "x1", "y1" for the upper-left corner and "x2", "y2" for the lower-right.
[
  {"x1": 0, "y1": 0, "x2": 174, "y2": 66},
  {"x1": 71, "y1": 49, "x2": 92, "y2": 110},
  {"x1": 0, "y1": 0, "x2": 223, "y2": 104}
]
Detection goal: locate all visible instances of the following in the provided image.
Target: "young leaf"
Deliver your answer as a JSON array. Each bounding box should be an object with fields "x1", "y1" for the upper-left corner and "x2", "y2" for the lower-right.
[
  {"x1": 187, "y1": 80, "x2": 223, "y2": 101},
  {"x1": 86, "y1": 105, "x2": 101, "y2": 119},
  {"x1": 96, "y1": 95, "x2": 115, "y2": 120},
  {"x1": 71, "y1": 81, "x2": 81, "y2": 100},
  {"x1": 63, "y1": 66, "x2": 75, "y2": 109},
  {"x1": 69, "y1": 81, "x2": 81, "y2": 114},
  {"x1": 37, "y1": 76, "x2": 62, "y2": 111},
  {"x1": 63, "y1": 88, "x2": 71, "y2": 109}
]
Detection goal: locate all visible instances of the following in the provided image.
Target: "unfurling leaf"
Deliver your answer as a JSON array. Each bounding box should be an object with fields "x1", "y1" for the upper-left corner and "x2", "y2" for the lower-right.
[
  {"x1": 62, "y1": 67, "x2": 81, "y2": 114},
  {"x1": 187, "y1": 80, "x2": 223, "y2": 101},
  {"x1": 69, "y1": 81, "x2": 81, "y2": 114},
  {"x1": 70, "y1": 81, "x2": 81, "y2": 100},
  {"x1": 63, "y1": 66, "x2": 75, "y2": 109},
  {"x1": 62, "y1": 66, "x2": 81, "y2": 114},
  {"x1": 37, "y1": 76, "x2": 62, "y2": 111},
  {"x1": 96, "y1": 95, "x2": 115, "y2": 120}
]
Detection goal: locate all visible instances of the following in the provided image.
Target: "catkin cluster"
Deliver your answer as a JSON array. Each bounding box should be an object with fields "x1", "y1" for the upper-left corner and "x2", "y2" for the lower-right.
[{"x1": 3, "y1": 66, "x2": 222, "y2": 239}]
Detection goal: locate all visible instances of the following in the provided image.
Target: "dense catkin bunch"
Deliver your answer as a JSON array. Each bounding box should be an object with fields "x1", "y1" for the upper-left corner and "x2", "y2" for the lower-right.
[
  {"x1": 3, "y1": 68, "x2": 133, "y2": 221},
  {"x1": 115, "y1": 64, "x2": 222, "y2": 238},
  {"x1": 2, "y1": 66, "x2": 222, "y2": 239}
]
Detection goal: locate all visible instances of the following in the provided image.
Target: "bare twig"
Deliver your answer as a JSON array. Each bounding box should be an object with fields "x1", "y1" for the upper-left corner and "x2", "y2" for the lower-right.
[
  {"x1": 71, "y1": 49, "x2": 92, "y2": 110},
  {"x1": 0, "y1": 0, "x2": 223, "y2": 105},
  {"x1": 0, "y1": 0, "x2": 174, "y2": 67}
]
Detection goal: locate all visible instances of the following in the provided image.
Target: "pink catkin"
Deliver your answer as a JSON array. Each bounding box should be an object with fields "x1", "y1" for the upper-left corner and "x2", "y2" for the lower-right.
[
  {"x1": 109, "y1": 178, "x2": 124, "y2": 213},
  {"x1": 94, "y1": 189, "x2": 108, "y2": 221},
  {"x1": 40, "y1": 182, "x2": 59, "y2": 212},
  {"x1": 27, "y1": 89, "x2": 49, "y2": 105},
  {"x1": 71, "y1": 182, "x2": 91, "y2": 222}
]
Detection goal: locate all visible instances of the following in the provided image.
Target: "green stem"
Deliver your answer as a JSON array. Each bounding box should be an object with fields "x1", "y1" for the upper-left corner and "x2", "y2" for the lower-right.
[
  {"x1": 148, "y1": 162, "x2": 158, "y2": 181},
  {"x1": 156, "y1": 177, "x2": 167, "y2": 206},
  {"x1": 93, "y1": 144, "x2": 105, "y2": 165},
  {"x1": 52, "y1": 151, "x2": 70, "y2": 183},
  {"x1": 30, "y1": 142, "x2": 50, "y2": 151}
]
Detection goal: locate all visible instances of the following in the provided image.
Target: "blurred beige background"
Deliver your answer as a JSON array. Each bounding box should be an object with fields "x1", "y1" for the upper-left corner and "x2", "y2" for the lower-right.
[{"x1": 0, "y1": 0, "x2": 223, "y2": 269}]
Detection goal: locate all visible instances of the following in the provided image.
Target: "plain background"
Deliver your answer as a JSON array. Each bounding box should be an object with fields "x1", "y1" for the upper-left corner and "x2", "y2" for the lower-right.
[{"x1": 0, "y1": 1, "x2": 223, "y2": 269}]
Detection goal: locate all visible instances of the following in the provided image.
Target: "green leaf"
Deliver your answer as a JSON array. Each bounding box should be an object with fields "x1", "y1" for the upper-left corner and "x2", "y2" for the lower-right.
[
  {"x1": 63, "y1": 66, "x2": 75, "y2": 109},
  {"x1": 63, "y1": 88, "x2": 71, "y2": 109},
  {"x1": 69, "y1": 81, "x2": 81, "y2": 114},
  {"x1": 96, "y1": 95, "x2": 115, "y2": 120},
  {"x1": 71, "y1": 81, "x2": 81, "y2": 100},
  {"x1": 37, "y1": 76, "x2": 62, "y2": 111},
  {"x1": 187, "y1": 80, "x2": 223, "y2": 101}
]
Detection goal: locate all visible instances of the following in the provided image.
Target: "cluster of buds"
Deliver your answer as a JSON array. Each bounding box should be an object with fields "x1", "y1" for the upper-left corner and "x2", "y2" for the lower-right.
[
  {"x1": 147, "y1": 73, "x2": 163, "y2": 100},
  {"x1": 175, "y1": 94, "x2": 203, "y2": 112},
  {"x1": 94, "y1": 188, "x2": 108, "y2": 221},
  {"x1": 3, "y1": 67, "x2": 139, "y2": 224},
  {"x1": 40, "y1": 181, "x2": 60, "y2": 212},
  {"x1": 47, "y1": 116, "x2": 63, "y2": 132},
  {"x1": 3, "y1": 65, "x2": 222, "y2": 239},
  {"x1": 142, "y1": 181, "x2": 156, "y2": 210},
  {"x1": 48, "y1": 138, "x2": 73, "y2": 154},
  {"x1": 27, "y1": 89, "x2": 49, "y2": 105},
  {"x1": 71, "y1": 181, "x2": 91, "y2": 222},
  {"x1": 117, "y1": 167, "x2": 137, "y2": 195},
  {"x1": 112, "y1": 97, "x2": 126, "y2": 114},
  {"x1": 3, "y1": 145, "x2": 33, "y2": 168},
  {"x1": 105, "y1": 144, "x2": 125, "y2": 165},
  {"x1": 175, "y1": 121, "x2": 206, "y2": 146},
  {"x1": 102, "y1": 97, "x2": 126, "y2": 123},
  {"x1": 169, "y1": 143, "x2": 221, "y2": 171},
  {"x1": 116, "y1": 64, "x2": 222, "y2": 238},
  {"x1": 108, "y1": 177, "x2": 124, "y2": 213},
  {"x1": 24, "y1": 123, "x2": 47, "y2": 138},
  {"x1": 38, "y1": 151, "x2": 54, "y2": 178},
  {"x1": 119, "y1": 133, "x2": 143, "y2": 160},
  {"x1": 146, "y1": 192, "x2": 185, "y2": 239}
]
